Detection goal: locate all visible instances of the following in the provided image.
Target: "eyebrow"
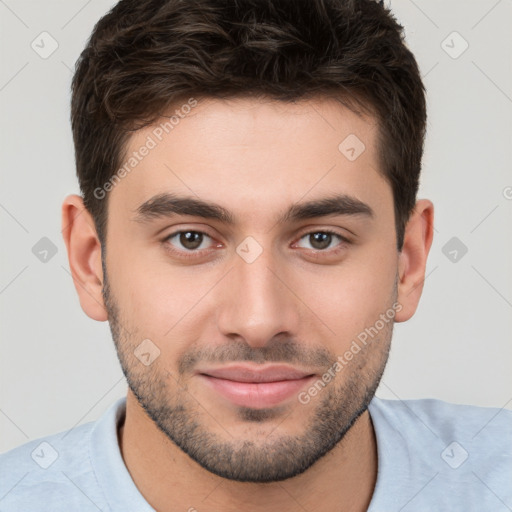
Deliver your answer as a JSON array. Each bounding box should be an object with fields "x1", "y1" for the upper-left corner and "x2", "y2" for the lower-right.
[{"x1": 132, "y1": 192, "x2": 374, "y2": 225}]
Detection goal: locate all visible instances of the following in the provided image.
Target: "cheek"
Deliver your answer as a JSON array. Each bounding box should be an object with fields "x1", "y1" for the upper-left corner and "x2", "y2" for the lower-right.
[
  {"x1": 297, "y1": 244, "x2": 397, "y2": 340},
  {"x1": 110, "y1": 250, "x2": 218, "y2": 344}
]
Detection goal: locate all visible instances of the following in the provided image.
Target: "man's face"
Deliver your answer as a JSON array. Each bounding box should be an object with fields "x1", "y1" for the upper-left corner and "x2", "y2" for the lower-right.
[{"x1": 102, "y1": 96, "x2": 399, "y2": 482}]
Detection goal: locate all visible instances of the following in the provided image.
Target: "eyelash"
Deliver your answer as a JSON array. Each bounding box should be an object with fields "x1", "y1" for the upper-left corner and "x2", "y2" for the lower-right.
[{"x1": 161, "y1": 229, "x2": 351, "y2": 260}]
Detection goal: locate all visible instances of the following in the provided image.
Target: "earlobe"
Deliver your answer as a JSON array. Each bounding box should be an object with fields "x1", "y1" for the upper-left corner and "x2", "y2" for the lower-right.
[
  {"x1": 395, "y1": 199, "x2": 434, "y2": 323},
  {"x1": 61, "y1": 194, "x2": 108, "y2": 322}
]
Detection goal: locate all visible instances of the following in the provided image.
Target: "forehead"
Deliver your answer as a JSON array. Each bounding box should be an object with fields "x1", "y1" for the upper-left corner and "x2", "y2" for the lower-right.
[{"x1": 108, "y1": 96, "x2": 391, "y2": 228}]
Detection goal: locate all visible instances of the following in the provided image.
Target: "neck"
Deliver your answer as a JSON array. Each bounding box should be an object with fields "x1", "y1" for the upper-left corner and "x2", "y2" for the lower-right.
[{"x1": 119, "y1": 390, "x2": 378, "y2": 512}]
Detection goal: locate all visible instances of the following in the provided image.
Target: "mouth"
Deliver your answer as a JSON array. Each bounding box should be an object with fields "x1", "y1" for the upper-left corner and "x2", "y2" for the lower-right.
[{"x1": 196, "y1": 364, "x2": 316, "y2": 409}]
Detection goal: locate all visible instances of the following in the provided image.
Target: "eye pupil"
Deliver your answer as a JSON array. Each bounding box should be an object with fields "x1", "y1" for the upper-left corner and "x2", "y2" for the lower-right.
[
  {"x1": 180, "y1": 231, "x2": 203, "y2": 250},
  {"x1": 310, "y1": 232, "x2": 331, "y2": 250}
]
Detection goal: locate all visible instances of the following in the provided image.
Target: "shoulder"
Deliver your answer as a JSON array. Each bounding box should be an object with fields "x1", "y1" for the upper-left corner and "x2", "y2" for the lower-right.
[
  {"x1": 369, "y1": 396, "x2": 512, "y2": 464},
  {"x1": 0, "y1": 418, "x2": 108, "y2": 511},
  {"x1": 367, "y1": 397, "x2": 512, "y2": 511},
  {"x1": 369, "y1": 395, "x2": 512, "y2": 440}
]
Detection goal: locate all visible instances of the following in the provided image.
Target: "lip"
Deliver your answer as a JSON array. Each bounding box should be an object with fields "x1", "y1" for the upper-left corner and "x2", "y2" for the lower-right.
[
  {"x1": 197, "y1": 364, "x2": 313, "y2": 383},
  {"x1": 196, "y1": 364, "x2": 316, "y2": 409}
]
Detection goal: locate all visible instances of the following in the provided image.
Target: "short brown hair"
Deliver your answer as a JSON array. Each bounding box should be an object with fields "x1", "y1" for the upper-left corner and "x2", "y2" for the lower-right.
[{"x1": 71, "y1": 0, "x2": 426, "y2": 250}]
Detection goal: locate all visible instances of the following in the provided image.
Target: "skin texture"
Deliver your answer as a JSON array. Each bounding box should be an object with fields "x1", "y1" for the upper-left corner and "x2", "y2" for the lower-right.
[{"x1": 62, "y1": 96, "x2": 434, "y2": 512}]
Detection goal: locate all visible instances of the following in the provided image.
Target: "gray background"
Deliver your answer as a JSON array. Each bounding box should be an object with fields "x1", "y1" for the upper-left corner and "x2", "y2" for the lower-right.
[{"x1": 1, "y1": 0, "x2": 511, "y2": 453}]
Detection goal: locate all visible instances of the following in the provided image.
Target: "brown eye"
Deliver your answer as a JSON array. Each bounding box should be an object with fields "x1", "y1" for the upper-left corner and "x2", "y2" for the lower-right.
[
  {"x1": 296, "y1": 231, "x2": 347, "y2": 251},
  {"x1": 309, "y1": 232, "x2": 332, "y2": 250},
  {"x1": 179, "y1": 231, "x2": 203, "y2": 250},
  {"x1": 165, "y1": 231, "x2": 212, "y2": 252}
]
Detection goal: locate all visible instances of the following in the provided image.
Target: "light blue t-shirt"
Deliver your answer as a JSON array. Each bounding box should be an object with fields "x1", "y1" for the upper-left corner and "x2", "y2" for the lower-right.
[{"x1": 0, "y1": 396, "x2": 510, "y2": 511}]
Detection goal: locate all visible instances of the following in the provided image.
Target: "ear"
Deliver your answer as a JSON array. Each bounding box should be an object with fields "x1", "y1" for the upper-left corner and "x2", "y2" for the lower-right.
[
  {"x1": 61, "y1": 194, "x2": 107, "y2": 321},
  {"x1": 395, "y1": 199, "x2": 434, "y2": 322}
]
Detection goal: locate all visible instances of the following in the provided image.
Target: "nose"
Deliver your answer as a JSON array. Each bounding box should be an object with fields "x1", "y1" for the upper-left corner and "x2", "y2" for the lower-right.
[{"x1": 215, "y1": 244, "x2": 301, "y2": 348}]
